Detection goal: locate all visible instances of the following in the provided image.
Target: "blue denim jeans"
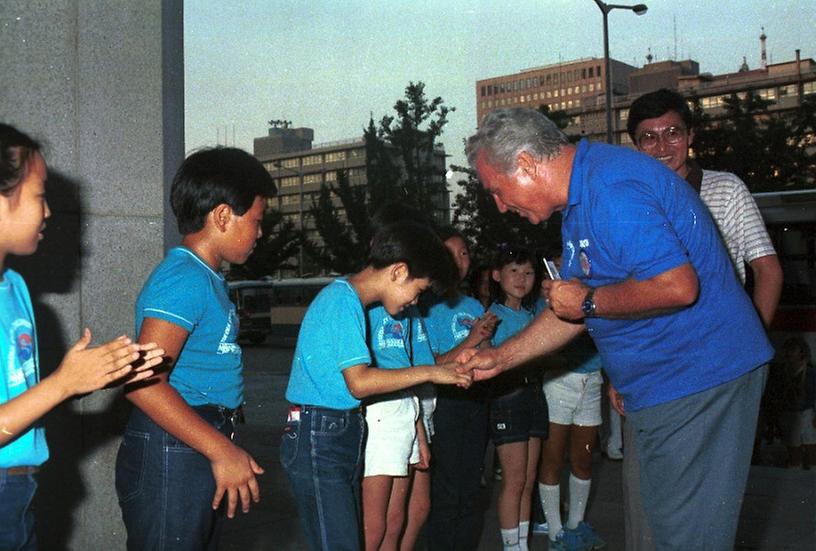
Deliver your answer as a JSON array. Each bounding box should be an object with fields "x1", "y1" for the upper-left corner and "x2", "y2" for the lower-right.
[
  {"x1": 280, "y1": 405, "x2": 364, "y2": 551},
  {"x1": 115, "y1": 405, "x2": 236, "y2": 551},
  {"x1": 0, "y1": 470, "x2": 37, "y2": 551}
]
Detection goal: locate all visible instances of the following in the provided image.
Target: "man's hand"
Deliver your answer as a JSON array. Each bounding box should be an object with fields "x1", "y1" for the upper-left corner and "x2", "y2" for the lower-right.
[
  {"x1": 608, "y1": 383, "x2": 626, "y2": 416},
  {"x1": 547, "y1": 279, "x2": 591, "y2": 321},
  {"x1": 210, "y1": 444, "x2": 265, "y2": 518},
  {"x1": 455, "y1": 347, "x2": 504, "y2": 382}
]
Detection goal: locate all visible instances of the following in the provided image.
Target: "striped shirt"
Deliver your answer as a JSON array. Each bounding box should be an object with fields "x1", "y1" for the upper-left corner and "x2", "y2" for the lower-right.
[{"x1": 699, "y1": 169, "x2": 777, "y2": 284}]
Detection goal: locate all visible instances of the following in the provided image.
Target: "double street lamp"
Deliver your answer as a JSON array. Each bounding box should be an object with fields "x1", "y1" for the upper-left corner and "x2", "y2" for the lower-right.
[{"x1": 592, "y1": 0, "x2": 648, "y2": 144}]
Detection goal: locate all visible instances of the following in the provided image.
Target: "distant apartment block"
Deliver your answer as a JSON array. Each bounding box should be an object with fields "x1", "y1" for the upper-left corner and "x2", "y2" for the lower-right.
[{"x1": 476, "y1": 43, "x2": 816, "y2": 146}]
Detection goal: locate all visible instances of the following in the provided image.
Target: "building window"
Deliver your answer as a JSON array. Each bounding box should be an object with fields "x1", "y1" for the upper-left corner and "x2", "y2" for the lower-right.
[
  {"x1": 596, "y1": 65, "x2": 601, "y2": 77},
  {"x1": 280, "y1": 176, "x2": 299, "y2": 188},
  {"x1": 281, "y1": 195, "x2": 300, "y2": 206},
  {"x1": 325, "y1": 171, "x2": 337, "y2": 182},
  {"x1": 302, "y1": 154, "x2": 322, "y2": 166},
  {"x1": 481, "y1": 86, "x2": 486, "y2": 97},
  {"x1": 303, "y1": 174, "x2": 322, "y2": 185},
  {"x1": 779, "y1": 84, "x2": 796, "y2": 97},
  {"x1": 546, "y1": 74, "x2": 551, "y2": 85},
  {"x1": 325, "y1": 151, "x2": 347, "y2": 163},
  {"x1": 582, "y1": 68, "x2": 587, "y2": 79},
  {"x1": 280, "y1": 158, "x2": 299, "y2": 169},
  {"x1": 349, "y1": 148, "x2": 364, "y2": 159},
  {"x1": 582, "y1": 84, "x2": 587, "y2": 93},
  {"x1": 619, "y1": 108, "x2": 629, "y2": 121},
  {"x1": 758, "y1": 87, "x2": 777, "y2": 101},
  {"x1": 804, "y1": 81, "x2": 816, "y2": 95},
  {"x1": 589, "y1": 67, "x2": 594, "y2": 78},
  {"x1": 589, "y1": 83, "x2": 594, "y2": 92}
]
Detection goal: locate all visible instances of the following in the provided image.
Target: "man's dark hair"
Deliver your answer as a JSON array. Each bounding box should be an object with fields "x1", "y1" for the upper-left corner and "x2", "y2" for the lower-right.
[
  {"x1": 170, "y1": 147, "x2": 276, "y2": 235},
  {"x1": 627, "y1": 89, "x2": 693, "y2": 143},
  {"x1": 0, "y1": 123, "x2": 42, "y2": 196},
  {"x1": 368, "y1": 220, "x2": 456, "y2": 294}
]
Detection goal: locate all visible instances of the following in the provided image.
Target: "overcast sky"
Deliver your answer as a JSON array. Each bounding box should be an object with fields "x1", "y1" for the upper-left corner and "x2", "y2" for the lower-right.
[{"x1": 184, "y1": 0, "x2": 816, "y2": 170}]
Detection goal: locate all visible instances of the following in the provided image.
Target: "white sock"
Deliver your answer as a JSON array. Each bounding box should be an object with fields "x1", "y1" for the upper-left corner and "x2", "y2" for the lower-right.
[
  {"x1": 539, "y1": 482, "x2": 562, "y2": 541},
  {"x1": 518, "y1": 521, "x2": 530, "y2": 551},
  {"x1": 566, "y1": 473, "x2": 592, "y2": 529},
  {"x1": 500, "y1": 527, "x2": 520, "y2": 551}
]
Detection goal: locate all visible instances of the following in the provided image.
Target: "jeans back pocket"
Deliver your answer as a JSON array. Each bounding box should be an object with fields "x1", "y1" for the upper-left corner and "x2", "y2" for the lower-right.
[{"x1": 115, "y1": 429, "x2": 150, "y2": 504}]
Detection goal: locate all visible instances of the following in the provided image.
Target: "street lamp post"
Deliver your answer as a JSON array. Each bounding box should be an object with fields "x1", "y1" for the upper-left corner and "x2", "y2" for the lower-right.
[{"x1": 592, "y1": 0, "x2": 648, "y2": 144}]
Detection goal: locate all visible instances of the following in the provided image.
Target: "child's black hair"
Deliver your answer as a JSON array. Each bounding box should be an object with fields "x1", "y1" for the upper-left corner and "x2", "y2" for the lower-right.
[
  {"x1": 0, "y1": 123, "x2": 42, "y2": 196},
  {"x1": 436, "y1": 224, "x2": 465, "y2": 245},
  {"x1": 368, "y1": 220, "x2": 456, "y2": 294},
  {"x1": 490, "y1": 245, "x2": 538, "y2": 310},
  {"x1": 170, "y1": 147, "x2": 276, "y2": 235}
]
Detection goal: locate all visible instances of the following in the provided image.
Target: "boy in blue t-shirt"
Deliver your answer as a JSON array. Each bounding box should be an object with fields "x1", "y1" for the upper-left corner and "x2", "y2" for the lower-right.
[
  {"x1": 116, "y1": 147, "x2": 274, "y2": 550},
  {"x1": 282, "y1": 220, "x2": 472, "y2": 551},
  {"x1": 0, "y1": 123, "x2": 163, "y2": 550}
]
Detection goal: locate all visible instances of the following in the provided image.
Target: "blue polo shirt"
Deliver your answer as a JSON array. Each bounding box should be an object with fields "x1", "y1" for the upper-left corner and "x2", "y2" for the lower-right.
[
  {"x1": 560, "y1": 139, "x2": 772, "y2": 411},
  {"x1": 286, "y1": 278, "x2": 371, "y2": 409}
]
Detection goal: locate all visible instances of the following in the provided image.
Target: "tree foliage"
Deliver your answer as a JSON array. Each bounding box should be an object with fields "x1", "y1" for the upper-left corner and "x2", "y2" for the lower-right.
[
  {"x1": 307, "y1": 81, "x2": 453, "y2": 274},
  {"x1": 691, "y1": 92, "x2": 816, "y2": 192}
]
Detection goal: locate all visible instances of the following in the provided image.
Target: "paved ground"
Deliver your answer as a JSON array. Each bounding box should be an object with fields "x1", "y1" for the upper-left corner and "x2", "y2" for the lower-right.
[{"x1": 219, "y1": 343, "x2": 816, "y2": 550}]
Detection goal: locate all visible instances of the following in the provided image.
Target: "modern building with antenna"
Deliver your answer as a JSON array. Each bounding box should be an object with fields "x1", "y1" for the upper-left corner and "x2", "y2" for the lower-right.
[{"x1": 475, "y1": 31, "x2": 815, "y2": 145}]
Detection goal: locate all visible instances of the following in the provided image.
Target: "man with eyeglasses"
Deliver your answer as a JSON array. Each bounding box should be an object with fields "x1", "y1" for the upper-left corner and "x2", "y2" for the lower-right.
[
  {"x1": 461, "y1": 107, "x2": 773, "y2": 551},
  {"x1": 610, "y1": 88, "x2": 784, "y2": 551}
]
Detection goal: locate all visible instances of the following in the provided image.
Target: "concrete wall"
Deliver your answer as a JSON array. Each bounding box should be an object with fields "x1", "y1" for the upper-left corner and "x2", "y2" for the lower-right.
[{"x1": 0, "y1": 1, "x2": 183, "y2": 548}]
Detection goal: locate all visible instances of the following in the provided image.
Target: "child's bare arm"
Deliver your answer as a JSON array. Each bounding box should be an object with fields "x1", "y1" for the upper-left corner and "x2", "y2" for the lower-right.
[
  {"x1": 123, "y1": 318, "x2": 264, "y2": 519},
  {"x1": 0, "y1": 329, "x2": 163, "y2": 446},
  {"x1": 414, "y1": 419, "x2": 430, "y2": 470},
  {"x1": 343, "y1": 362, "x2": 472, "y2": 399}
]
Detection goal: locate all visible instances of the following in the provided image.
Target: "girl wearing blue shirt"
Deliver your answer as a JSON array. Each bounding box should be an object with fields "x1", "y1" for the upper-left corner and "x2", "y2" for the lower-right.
[{"x1": 487, "y1": 247, "x2": 547, "y2": 551}]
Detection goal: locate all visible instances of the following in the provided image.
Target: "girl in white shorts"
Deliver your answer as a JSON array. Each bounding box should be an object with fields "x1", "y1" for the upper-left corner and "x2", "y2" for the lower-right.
[{"x1": 538, "y1": 332, "x2": 607, "y2": 551}]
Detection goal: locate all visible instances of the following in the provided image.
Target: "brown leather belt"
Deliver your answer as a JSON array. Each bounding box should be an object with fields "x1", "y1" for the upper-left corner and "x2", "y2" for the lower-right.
[{"x1": 2, "y1": 466, "x2": 39, "y2": 476}]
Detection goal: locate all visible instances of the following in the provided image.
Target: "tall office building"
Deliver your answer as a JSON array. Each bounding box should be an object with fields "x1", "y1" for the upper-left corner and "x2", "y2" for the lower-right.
[{"x1": 253, "y1": 124, "x2": 449, "y2": 277}]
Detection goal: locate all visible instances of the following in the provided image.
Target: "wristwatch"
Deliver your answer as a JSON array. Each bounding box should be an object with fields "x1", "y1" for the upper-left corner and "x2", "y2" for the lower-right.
[{"x1": 581, "y1": 287, "x2": 597, "y2": 318}]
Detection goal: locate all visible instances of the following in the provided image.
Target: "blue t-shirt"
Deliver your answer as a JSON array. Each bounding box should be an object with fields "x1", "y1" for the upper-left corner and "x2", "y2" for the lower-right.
[
  {"x1": 489, "y1": 302, "x2": 534, "y2": 347},
  {"x1": 286, "y1": 278, "x2": 371, "y2": 409},
  {"x1": 0, "y1": 269, "x2": 47, "y2": 467},
  {"x1": 136, "y1": 247, "x2": 243, "y2": 409},
  {"x1": 422, "y1": 293, "x2": 485, "y2": 355},
  {"x1": 366, "y1": 304, "x2": 435, "y2": 369},
  {"x1": 560, "y1": 140, "x2": 773, "y2": 411}
]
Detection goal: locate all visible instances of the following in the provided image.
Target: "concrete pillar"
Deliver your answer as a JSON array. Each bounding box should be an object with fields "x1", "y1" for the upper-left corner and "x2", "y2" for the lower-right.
[{"x1": 0, "y1": 1, "x2": 183, "y2": 548}]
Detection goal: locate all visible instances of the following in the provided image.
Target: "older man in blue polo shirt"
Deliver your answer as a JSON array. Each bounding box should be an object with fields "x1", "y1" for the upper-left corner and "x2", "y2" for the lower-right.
[{"x1": 460, "y1": 107, "x2": 771, "y2": 551}]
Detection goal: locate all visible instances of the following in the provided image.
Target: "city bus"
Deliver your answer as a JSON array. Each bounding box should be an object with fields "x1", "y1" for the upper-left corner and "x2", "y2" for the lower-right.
[
  {"x1": 754, "y1": 189, "x2": 816, "y2": 352},
  {"x1": 228, "y1": 277, "x2": 335, "y2": 343}
]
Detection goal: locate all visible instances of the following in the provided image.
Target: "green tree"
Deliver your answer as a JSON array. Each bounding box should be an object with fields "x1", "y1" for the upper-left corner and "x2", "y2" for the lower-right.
[
  {"x1": 692, "y1": 92, "x2": 816, "y2": 192},
  {"x1": 307, "y1": 82, "x2": 454, "y2": 273}
]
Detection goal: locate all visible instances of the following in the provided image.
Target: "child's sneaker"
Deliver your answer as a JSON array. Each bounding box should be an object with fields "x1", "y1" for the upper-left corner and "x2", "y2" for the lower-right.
[
  {"x1": 572, "y1": 521, "x2": 606, "y2": 549},
  {"x1": 531, "y1": 521, "x2": 549, "y2": 535},
  {"x1": 548, "y1": 528, "x2": 590, "y2": 551}
]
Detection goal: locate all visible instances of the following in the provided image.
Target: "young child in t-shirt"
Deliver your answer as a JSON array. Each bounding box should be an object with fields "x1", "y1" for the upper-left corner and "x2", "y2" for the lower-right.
[
  {"x1": 421, "y1": 227, "x2": 498, "y2": 551},
  {"x1": 0, "y1": 123, "x2": 163, "y2": 550},
  {"x1": 116, "y1": 147, "x2": 273, "y2": 550},
  {"x1": 281, "y1": 220, "x2": 472, "y2": 551},
  {"x1": 486, "y1": 246, "x2": 547, "y2": 551}
]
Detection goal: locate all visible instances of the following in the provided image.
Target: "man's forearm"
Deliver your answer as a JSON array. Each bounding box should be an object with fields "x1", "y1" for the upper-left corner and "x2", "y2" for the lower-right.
[{"x1": 495, "y1": 309, "x2": 585, "y2": 371}]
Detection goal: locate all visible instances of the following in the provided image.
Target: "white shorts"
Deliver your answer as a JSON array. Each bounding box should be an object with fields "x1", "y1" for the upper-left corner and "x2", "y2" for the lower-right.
[
  {"x1": 364, "y1": 392, "x2": 420, "y2": 477},
  {"x1": 416, "y1": 382, "x2": 437, "y2": 442},
  {"x1": 543, "y1": 370, "x2": 603, "y2": 426},
  {"x1": 782, "y1": 408, "x2": 816, "y2": 447}
]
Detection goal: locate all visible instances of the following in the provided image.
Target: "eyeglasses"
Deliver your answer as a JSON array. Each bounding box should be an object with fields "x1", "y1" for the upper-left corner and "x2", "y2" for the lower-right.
[{"x1": 636, "y1": 126, "x2": 687, "y2": 149}]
